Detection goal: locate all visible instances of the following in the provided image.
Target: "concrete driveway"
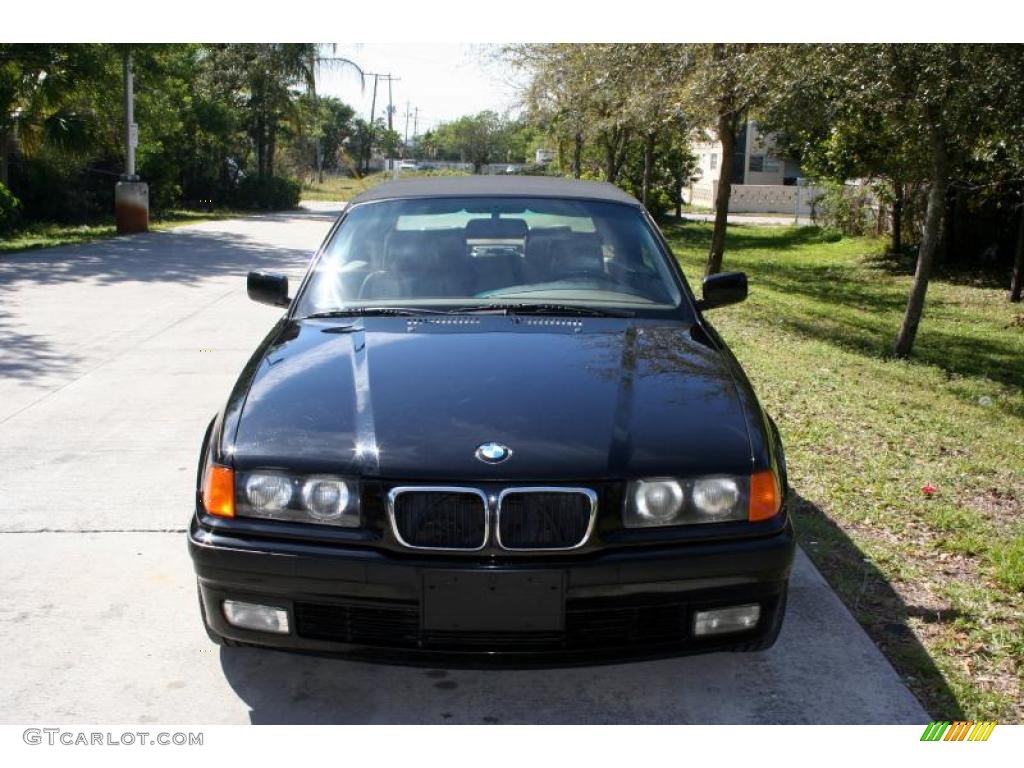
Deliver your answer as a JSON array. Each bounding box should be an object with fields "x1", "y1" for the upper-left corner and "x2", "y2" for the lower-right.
[{"x1": 0, "y1": 205, "x2": 927, "y2": 724}]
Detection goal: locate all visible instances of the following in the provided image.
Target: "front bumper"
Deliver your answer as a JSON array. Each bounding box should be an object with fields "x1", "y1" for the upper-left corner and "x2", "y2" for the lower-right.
[{"x1": 189, "y1": 515, "x2": 795, "y2": 665}]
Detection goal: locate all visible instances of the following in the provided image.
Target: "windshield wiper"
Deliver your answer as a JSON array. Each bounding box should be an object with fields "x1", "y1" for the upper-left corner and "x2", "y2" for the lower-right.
[
  {"x1": 302, "y1": 307, "x2": 450, "y2": 320},
  {"x1": 452, "y1": 303, "x2": 635, "y2": 318}
]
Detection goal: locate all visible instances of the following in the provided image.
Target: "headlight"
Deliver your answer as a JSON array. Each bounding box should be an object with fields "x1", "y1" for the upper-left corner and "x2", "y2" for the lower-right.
[
  {"x1": 692, "y1": 477, "x2": 740, "y2": 517},
  {"x1": 235, "y1": 471, "x2": 359, "y2": 527},
  {"x1": 624, "y1": 474, "x2": 766, "y2": 527},
  {"x1": 632, "y1": 479, "x2": 686, "y2": 525},
  {"x1": 245, "y1": 473, "x2": 293, "y2": 512},
  {"x1": 301, "y1": 477, "x2": 351, "y2": 521}
]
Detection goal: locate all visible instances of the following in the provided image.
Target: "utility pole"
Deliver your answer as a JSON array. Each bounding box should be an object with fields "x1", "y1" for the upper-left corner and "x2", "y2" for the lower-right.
[
  {"x1": 115, "y1": 49, "x2": 148, "y2": 234},
  {"x1": 363, "y1": 73, "x2": 399, "y2": 173},
  {"x1": 123, "y1": 53, "x2": 135, "y2": 179},
  {"x1": 386, "y1": 76, "x2": 397, "y2": 134},
  {"x1": 378, "y1": 74, "x2": 400, "y2": 174},
  {"x1": 364, "y1": 73, "x2": 380, "y2": 174},
  {"x1": 403, "y1": 101, "x2": 411, "y2": 153}
]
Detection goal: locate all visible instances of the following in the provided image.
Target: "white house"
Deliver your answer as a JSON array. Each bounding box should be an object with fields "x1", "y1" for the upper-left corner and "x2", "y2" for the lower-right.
[{"x1": 687, "y1": 120, "x2": 818, "y2": 215}]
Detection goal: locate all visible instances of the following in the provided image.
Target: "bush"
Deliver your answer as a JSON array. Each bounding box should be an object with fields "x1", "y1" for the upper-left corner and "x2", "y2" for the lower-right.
[
  {"x1": 8, "y1": 151, "x2": 117, "y2": 224},
  {"x1": 0, "y1": 181, "x2": 21, "y2": 234},
  {"x1": 231, "y1": 176, "x2": 301, "y2": 210},
  {"x1": 812, "y1": 181, "x2": 878, "y2": 236},
  {"x1": 644, "y1": 188, "x2": 673, "y2": 220}
]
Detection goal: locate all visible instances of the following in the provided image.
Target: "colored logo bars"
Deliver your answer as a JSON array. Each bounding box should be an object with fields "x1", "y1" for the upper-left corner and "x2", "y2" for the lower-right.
[{"x1": 920, "y1": 721, "x2": 996, "y2": 742}]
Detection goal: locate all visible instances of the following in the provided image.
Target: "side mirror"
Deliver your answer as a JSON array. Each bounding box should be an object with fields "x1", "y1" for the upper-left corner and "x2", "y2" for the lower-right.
[
  {"x1": 247, "y1": 271, "x2": 290, "y2": 307},
  {"x1": 698, "y1": 271, "x2": 747, "y2": 311}
]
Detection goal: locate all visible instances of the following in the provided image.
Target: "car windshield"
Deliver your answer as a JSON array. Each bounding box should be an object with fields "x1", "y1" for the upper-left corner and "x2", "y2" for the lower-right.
[{"x1": 294, "y1": 196, "x2": 687, "y2": 317}]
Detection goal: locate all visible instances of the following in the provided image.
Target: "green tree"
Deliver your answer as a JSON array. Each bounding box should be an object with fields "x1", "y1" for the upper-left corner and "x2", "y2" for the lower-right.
[
  {"x1": 0, "y1": 44, "x2": 113, "y2": 186},
  {"x1": 204, "y1": 44, "x2": 360, "y2": 181},
  {"x1": 510, "y1": 44, "x2": 592, "y2": 178},
  {"x1": 316, "y1": 97, "x2": 356, "y2": 176},
  {"x1": 429, "y1": 112, "x2": 510, "y2": 172},
  {"x1": 759, "y1": 44, "x2": 928, "y2": 255},
  {"x1": 809, "y1": 45, "x2": 1017, "y2": 356},
  {"x1": 678, "y1": 44, "x2": 772, "y2": 276},
  {"x1": 0, "y1": 44, "x2": 364, "y2": 219}
]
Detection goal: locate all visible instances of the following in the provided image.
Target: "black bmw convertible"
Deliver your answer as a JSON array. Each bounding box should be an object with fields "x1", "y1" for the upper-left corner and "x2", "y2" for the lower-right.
[{"x1": 189, "y1": 176, "x2": 794, "y2": 663}]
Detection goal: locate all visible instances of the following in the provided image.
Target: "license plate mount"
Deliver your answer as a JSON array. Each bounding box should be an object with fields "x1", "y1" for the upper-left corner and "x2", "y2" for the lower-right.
[{"x1": 422, "y1": 570, "x2": 565, "y2": 632}]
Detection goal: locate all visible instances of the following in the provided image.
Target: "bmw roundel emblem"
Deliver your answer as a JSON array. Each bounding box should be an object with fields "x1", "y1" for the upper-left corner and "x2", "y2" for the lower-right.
[{"x1": 475, "y1": 442, "x2": 512, "y2": 464}]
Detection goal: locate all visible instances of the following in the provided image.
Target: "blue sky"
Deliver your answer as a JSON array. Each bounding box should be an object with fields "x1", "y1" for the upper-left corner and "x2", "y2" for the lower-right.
[{"x1": 316, "y1": 44, "x2": 525, "y2": 136}]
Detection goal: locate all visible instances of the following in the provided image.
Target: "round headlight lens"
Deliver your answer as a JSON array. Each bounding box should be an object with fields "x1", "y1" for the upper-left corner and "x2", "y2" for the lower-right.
[
  {"x1": 692, "y1": 477, "x2": 740, "y2": 516},
  {"x1": 244, "y1": 473, "x2": 293, "y2": 512},
  {"x1": 634, "y1": 479, "x2": 685, "y2": 524},
  {"x1": 301, "y1": 478, "x2": 350, "y2": 521}
]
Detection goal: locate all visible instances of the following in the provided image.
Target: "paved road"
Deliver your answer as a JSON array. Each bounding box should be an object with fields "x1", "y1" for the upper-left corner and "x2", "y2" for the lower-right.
[{"x1": 0, "y1": 206, "x2": 926, "y2": 724}]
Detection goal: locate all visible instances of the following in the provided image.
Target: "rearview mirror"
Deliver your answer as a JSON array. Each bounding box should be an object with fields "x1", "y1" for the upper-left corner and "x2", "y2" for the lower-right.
[
  {"x1": 698, "y1": 271, "x2": 747, "y2": 311},
  {"x1": 247, "y1": 271, "x2": 290, "y2": 307}
]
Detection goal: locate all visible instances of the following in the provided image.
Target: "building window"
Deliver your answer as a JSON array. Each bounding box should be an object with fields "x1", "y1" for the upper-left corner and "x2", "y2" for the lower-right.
[
  {"x1": 710, "y1": 153, "x2": 718, "y2": 170},
  {"x1": 749, "y1": 154, "x2": 764, "y2": 173},
  {"x1": 764, "y1": 155, "x2": 781, "y2": 173}
]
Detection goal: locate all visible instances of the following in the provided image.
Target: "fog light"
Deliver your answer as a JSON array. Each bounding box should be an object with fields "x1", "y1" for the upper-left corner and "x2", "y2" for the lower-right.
[
  {"x1": 222, "y1": 600, "x2": 290, "y2": 634},
  {"x1": 693, "y1": 604, "x2": 761, "y2": 636}
]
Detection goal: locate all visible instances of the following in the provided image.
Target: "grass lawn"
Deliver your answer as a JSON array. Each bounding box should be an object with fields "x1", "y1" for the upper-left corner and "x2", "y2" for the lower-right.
[
  {"x1": 661, "y1": 219, "x2": 1024, "y2": 721},
  {"x1": 300, "y1": 170, "x2": 471, "y2": 202},
  {"x1": 0, "y1": 209, "x2": 247, "y2": 255},
  {"x1": 300, "y1": 173, "x2": 386, "y2": 202}
]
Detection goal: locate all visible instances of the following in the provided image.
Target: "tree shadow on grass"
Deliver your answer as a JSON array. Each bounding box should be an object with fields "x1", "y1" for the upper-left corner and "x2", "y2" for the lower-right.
[
  {"x1": 790, "y1": 492, "x2": 966, "y2": 720},
  {"x1": 663, "y1": 219, "x2": 843, "y2": 255},
  {"x1": 754, "y1": 264, "x2": 1024, "y2": 399},
  {"x1": 864, "y1": 250, "x2": 1018, "y2": 293},
  {"x1": 663, "y1": 220, "x2": 1023, "y2": 400}
]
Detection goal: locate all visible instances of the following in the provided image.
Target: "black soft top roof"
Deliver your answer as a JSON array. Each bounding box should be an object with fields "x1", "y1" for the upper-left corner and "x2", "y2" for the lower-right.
[{"x1": 348, "y1": 175, "x2": 641, "y2": 206}]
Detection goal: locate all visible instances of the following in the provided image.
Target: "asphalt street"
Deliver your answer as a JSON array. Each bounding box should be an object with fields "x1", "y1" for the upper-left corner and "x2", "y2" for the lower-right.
[{"x1": 0, "y1": 203, "x2": 928, "y2": 723}]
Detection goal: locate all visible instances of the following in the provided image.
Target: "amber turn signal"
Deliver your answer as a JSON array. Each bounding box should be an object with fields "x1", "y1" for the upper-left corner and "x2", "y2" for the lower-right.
[
  {"x1": 203, "y1": 464, "x2": 235, "y2": 518},
  {"x1": 748, "y1": 469, "x2": 781, "y2": 521}
]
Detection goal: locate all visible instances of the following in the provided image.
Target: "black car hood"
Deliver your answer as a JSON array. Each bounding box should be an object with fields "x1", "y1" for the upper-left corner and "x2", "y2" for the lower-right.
[{"x1": 229, "y1": 317, "x2": 755, "y2": 481}]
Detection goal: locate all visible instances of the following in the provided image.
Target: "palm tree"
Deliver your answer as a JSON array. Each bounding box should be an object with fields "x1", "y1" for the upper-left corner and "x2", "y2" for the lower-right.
[
  {"x1": 0, "y1": 44, "x2": 109, "y2": 186},
  {"x1": 214, "y1": 44, "x2": 362, "y2": 181}
]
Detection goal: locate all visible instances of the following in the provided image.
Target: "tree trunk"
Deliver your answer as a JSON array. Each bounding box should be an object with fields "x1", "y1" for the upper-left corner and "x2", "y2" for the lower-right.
[
  {"x1": 675, "y1": 166, "x2": 684, "y2": 218},
  {"x1": 0, "y1": 129, "x2": 9, "y2": 187},
  {"x1": 604, "y1": 136, "x2": 616, "y2": 183},
  {"x1": 267, "y1": 116, "x2": 277, "y2": 179},
  {"x1": 255, "y1": 109, "x2": 266, "y2": 180},
  {"x1": 706, "y1": 111, "x2": 738, "y2": 276},
  {"x1": 893, "y1": 125, "x2": 948, "y2": 358},
  {"x1": 891, "y1": 179, "x2": 903, "y2": 254},
  {"x1": 572, "y1": 132, "x2": 583, "y2": 179},
  {"x1": 1010, "y1": 206, "x2": 1024, "y2": 302},
  {"x1": 614, "y1": 129, "x2": 630, "y2": 182},
  {"x1": 939, "y1": 189, "x2": 956, "y2": 265},
  {"x1": 602, "y1": 127, "x2": 630, "y2": 184},
  {"x1": 641, "y1": 131, "x2": 656, "y2": 210}
]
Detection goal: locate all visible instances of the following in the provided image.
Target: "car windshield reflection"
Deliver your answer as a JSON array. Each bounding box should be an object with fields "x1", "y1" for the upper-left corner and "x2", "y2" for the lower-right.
[{"x1": 294, "y1": 196, "x2": 686, "y2": 318}]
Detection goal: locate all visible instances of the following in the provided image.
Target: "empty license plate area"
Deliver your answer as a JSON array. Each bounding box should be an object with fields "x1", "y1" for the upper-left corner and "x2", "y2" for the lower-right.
[{"x1": 422, "y1": 570, "x2": 565, "y2": 632}]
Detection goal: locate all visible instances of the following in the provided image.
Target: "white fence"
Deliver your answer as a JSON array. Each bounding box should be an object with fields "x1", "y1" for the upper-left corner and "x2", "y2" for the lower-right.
[{"x1": 686, "y1": 182, "x2": 825, "y2": 216}]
